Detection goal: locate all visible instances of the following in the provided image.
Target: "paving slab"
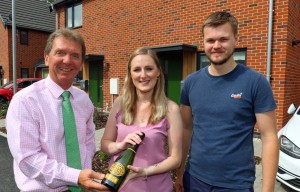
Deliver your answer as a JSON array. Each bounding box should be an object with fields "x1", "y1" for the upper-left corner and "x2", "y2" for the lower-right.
[
  {"x1": 0, "y1": 118, "x2": 5, "y2": 127},
  {"x1": 253, "y1": 138, "x2": 296, "y2": 191},
  {"x1": 95, "y1": 128, "x2": 105, "y2": 151}
]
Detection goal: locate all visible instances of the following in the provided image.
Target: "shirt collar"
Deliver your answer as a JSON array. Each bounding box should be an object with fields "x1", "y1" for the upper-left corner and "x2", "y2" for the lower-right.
[{"x1": 45, "y1": 75, "x2": 75, "y2": 99}]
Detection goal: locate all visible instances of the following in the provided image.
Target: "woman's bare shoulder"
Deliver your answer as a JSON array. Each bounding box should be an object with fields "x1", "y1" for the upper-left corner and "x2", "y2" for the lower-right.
[
  {"x1": 166, "y1": 98, "x2": 180, "y2": 113},
  {"x1": 110, "y1": 96, "x2": 123, "y2": 112}
]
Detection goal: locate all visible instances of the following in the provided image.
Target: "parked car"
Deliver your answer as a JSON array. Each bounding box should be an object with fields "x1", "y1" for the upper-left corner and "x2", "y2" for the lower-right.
[
  {"x1": 0, "y1": 78, "x2": 42, "y2": 104},
  {"x1": 276, "y1": 103, "x2": 300, "y2": 192}
]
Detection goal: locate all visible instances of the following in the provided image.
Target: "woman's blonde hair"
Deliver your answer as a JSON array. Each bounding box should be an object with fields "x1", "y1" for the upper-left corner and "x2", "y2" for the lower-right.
[{"x1": 121, "y1": 47, "x2": 167, "y2": 125}]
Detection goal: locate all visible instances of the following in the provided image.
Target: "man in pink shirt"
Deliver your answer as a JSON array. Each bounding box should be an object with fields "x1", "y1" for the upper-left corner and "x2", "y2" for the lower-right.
[{"x1": 6, "y1": 28, "x2": 109, "y2": 192}]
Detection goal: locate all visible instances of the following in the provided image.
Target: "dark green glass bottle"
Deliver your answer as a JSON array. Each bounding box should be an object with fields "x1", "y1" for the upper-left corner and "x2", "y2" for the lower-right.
[{"x1": 101, "y1": 132, "x2": 145, "y2": 192}]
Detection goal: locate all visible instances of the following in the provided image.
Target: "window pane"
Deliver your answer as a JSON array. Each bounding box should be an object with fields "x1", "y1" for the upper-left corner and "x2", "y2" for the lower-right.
[
  {"x1": 74, "y1": 4, "x2": 82, "y2": 27},
  {"x1": 233, "y1": 51, "x2": 246, "y2": 65},
  {"x1": 20, "y1": 30, "x2": 28, "y2": 45},
  {"x1": 67, "y1": 7, "x2": 73, "y2": 28},
  {"x1": 18, "y1": 81, "x2": 31, "y2": 88},
  {"x1": 21, "y1": 68, "x2": 29, "y2": 78},
  {"x1": 200, "y1": 55, "x2": 210, "y2": 69},
  {"x1": 42, "y1": 68, "x2": 49, "y2": 78},
  {"x1": 74, "y1": 71, "x2": 83, "y2": 83}
]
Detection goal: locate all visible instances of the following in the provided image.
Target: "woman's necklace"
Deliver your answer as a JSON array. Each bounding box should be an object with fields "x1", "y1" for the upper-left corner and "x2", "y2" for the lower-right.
[
  {"x1": 141, "y1": 112, "x2": 149, "y2": 123},
  {"x1": 136, "y1": 102, "x2": 151, "y2": 126},
  {"x1": 140, "y1": 107, "x2": 150, "y2": 123}
]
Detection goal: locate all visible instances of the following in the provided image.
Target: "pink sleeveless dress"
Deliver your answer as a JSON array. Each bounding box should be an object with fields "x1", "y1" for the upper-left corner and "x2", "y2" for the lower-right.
[{"x1": 109, "y1": 111, "x2": 173, "y2": 192}]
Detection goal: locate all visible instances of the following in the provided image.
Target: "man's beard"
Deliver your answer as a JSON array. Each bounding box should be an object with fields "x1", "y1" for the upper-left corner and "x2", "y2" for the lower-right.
[{"x1": 207, "y1": 50, "x2": 234, "y2": 65}]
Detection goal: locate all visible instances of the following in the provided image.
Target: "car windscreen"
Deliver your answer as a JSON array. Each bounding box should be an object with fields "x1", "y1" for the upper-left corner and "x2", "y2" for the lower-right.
[{"x1": 1, "y1": 81, "x2": 13, "y2": 88}]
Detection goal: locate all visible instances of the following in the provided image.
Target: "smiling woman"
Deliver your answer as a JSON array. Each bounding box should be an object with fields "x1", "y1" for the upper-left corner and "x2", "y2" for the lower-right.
[{"x1": 100, "y1": 47, "x2": 183, "y2": 192}]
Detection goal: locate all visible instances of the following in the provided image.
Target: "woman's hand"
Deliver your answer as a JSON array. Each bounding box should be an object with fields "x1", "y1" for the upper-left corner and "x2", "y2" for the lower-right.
[
  {"x1": 116, "y1": 131, "x2": 144, "y2": 151},
  {"x1": 119, "y1": 165, "x2": 146, "y2": 191}
]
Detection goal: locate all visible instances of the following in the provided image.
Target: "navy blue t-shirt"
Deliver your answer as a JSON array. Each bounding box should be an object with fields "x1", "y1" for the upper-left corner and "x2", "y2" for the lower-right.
[{"x1": 180, "y1": 64, "x2": 277, "y2": 189}]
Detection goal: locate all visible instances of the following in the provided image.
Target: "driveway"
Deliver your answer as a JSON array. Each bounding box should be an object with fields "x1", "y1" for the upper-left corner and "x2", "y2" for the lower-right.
[
  {"x1": 0, "y1": 119, "x2": 297, "y2": 192},
  {"x1": 0, "y1": 136, "x2": 19, "y2": 192},
  {"x1": 253, "y1": 138, "x2": 297, "y2": 192}
]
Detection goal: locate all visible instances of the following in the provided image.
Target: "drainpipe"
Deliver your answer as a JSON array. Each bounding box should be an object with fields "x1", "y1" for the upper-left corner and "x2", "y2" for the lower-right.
[
  {"x1": 12, "y1": 0, "x2": 17, "y2": 94},
  {"x1": 266, "y1": 0, "x2": 274, "y2": 82},
  {"x1": 34, "y1": 67, "x2": 36, "y2": 78},
  {"x1": 55, "y1": 11, "x2": 58, "y2": 30}
]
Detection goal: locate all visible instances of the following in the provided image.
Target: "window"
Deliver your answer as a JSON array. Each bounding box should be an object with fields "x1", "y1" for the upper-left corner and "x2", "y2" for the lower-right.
[
  {"x1": 74, "y1": 71, "x2": 83, "y2": 84},
  {"x1": 197, "y1": 48, "x2": 247, "y2": 70},
  {"x1": 66, "y1": 3, "x2": 82, "y2": 28},
  {"x1": 21, "y1": 68, "x2": 29, "y2": 78},
  {"x1": 42, "y1": 68, "x2": 49, "y2": 79},
  {"x1": 20, "y1": 30, "x2": 28, "y2": 45},
  {"x1": 18, "y1": 81, "x2": 31, "y2": 88}
]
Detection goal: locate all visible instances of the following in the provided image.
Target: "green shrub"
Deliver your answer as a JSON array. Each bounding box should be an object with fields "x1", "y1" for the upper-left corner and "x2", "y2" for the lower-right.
[
  {"x1": 0, "y1": 102, "x2": 9, "y2": 118},
  {"x1": 92, "y1": 150, "x2": 110, "y2": 173},
  {"x1": 93, "y1": 107, "x2": 109, "y2": 129},
  {"x1": 98, "y1": 151, "x2": 109, "y2": 160}
]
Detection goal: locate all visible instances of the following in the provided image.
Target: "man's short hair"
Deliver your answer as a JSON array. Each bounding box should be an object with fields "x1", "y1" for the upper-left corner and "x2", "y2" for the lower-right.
[
  {"x1": 44, "y1": 28, "x2": 86, "y2": 62},
  {"x1": 201, "y1": 11, "x2": 238, "y2": 36}
]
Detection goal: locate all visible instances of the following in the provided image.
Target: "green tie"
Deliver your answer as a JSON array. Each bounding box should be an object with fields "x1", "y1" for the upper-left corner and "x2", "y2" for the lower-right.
[{"x1": 62, "y1": 91, "x2": 82, "y2": 192}]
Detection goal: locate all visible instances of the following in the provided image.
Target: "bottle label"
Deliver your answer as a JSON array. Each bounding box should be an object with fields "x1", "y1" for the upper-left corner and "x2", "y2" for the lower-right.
[
  {"x1": 105, "y1": 173, "x2": 119, "y2": 184},
  {"x1": 109, "y1": 162, "x2": 125, "y2": 176},
  {"x1": 128, "y1": 148, "x2": 136, "y2": 153}
]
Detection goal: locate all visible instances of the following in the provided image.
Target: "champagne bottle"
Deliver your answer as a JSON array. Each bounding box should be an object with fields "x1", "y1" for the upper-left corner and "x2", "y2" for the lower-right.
[{"x1": 101, "y1": 132, "x2": 145, "y2": 192}]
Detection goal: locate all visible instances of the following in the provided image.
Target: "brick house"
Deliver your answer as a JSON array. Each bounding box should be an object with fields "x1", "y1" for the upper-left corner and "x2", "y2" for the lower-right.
[
  {"x1": 0, "y1": 0, "x2": 55, "y2": 85},
  {"x1": 53, "y1": 0, "x2": 300, "y2": 131}
]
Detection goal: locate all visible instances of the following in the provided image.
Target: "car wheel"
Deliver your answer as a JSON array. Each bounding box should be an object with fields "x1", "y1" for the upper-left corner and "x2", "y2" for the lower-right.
[{"x1": 0, "y1": 97, "x2": 8, "y2": 105}]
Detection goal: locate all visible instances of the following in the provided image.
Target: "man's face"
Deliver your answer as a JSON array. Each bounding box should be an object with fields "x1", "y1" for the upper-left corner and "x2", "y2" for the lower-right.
[
  {"x1": 44, "y1": 36, "x2": 83, "y2": 90},
  {"x1": 203, "y1": 22, "x2": 238, "y2": 65}
]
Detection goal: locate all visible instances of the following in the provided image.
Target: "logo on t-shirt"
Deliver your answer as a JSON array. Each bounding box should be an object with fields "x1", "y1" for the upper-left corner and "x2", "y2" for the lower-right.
[{"x1": 231, "y1": 92, "x2": 242, "y2": 99}]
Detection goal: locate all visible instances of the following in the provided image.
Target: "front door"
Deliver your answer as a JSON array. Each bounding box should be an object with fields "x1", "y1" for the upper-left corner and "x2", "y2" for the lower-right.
[
  {"x1": 159, "y1": 52, "x2": 183, "y2": 104},
  {"x1": 89, "y1": 61, "x2": 103, "y2": 108}
]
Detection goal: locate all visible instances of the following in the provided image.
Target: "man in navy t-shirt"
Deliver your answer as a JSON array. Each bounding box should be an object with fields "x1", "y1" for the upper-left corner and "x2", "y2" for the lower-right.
[{"x1": 174, "y1": 11, "x2": 279, "y2": 192}]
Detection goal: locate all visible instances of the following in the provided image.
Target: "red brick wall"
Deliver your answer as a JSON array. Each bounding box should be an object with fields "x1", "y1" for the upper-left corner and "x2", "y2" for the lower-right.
[
  {"x1": 282, "y1": 0, "x2": 300, "y2": 125},
  {"x1": 0, "y1": 26, "x2": 9, "y2": 84},
  {"x1": 16, "y1": 30, "x2": 50, "y2": 79},
  {"x1": 271, "y1": 0, "x2": 289, "y2": 128},
  {"x1": 56, "y1": 0, "x2": 300, "y2": 130},
  {"x1": 1, "y1": 27, "x2": 50, "y2": 82}
]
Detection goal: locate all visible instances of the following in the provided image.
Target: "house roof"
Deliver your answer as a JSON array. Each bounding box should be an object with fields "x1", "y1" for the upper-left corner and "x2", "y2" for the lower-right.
[
  {"x1": 53, "y1": 0, "x2": 80, "y2": 9},
  {"x1": 151, "y1": 44, "x2": 198, "y2": 53},
  {"x1": 34, "y1": 58, "x2": 46, "y2": 68},
  {"x1": 0, "y1": 0, "x2": 55, "y2": 32}
]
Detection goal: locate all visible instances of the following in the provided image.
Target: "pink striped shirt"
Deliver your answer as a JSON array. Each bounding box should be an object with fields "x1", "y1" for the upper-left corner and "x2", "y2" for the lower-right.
[{"x1": 6, "y1": 76, "x2": 96, "y2": 192}]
